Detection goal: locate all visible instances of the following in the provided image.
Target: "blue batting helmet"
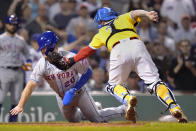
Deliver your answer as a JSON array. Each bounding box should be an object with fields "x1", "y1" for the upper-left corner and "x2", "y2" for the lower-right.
[
  {"x1": 94, "y1": 7, "x2": 118, "y2": 28},
  {"x1": 6, "y1": 15, "x2": 19, "y2": 25},
  {"x1": 37, "y1": 31, "x2": 59, "y2": 55}
]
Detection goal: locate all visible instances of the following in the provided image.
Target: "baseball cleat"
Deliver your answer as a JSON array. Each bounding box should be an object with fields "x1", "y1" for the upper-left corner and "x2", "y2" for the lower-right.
[
  {"x1": 170, "y1": 104, "x2": 188, "y2": 123},
  {"x1": 125, "y1": 96, "x2": 137, "y2": 123}
]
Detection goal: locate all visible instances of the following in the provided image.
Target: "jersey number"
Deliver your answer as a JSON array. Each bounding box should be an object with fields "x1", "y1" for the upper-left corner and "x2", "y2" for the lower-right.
[{"x1": 64, "y1": 77, "x2": 75, "y2": 88}]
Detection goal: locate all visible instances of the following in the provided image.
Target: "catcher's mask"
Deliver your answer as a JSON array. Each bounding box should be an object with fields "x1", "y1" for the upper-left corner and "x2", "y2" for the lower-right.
[
  {"x1": 94, "y1": 7, "x2": 118, "y2": 29},
  {"x1": 37, "y1": 31, "x2": 59, "y2": 56}
]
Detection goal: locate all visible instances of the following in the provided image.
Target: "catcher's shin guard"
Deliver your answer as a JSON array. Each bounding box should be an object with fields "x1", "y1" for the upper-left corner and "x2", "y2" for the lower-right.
[
  {"x1": 150, "y1": 81, "x2": 188, "y2": 123},
  {"x1": 106, "y1": 84, "x2": 137, "y2": 122}
]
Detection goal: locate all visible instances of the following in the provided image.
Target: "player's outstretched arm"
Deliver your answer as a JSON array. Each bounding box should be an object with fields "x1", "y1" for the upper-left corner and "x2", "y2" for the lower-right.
[
  {"x1": 10, "y1": 80, "x2": 37, "y2": 115},
  {"x1": 63, "y1": 46, "x2": 96, "y2": 70},
  {"x1": 132, "y1": 10, "x2": 158, "y2": 22}
]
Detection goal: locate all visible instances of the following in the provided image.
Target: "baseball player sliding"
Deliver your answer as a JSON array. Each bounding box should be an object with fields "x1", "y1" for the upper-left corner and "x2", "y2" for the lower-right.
[
  {"x1": 46, "y1": 7, "x2": 188, "y2": 123},
  {"x1": 10, "y1": 31, "x2": 126, "y2": 122}
]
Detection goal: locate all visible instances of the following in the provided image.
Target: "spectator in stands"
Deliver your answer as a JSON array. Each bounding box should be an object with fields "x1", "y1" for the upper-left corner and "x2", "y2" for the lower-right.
[
  {"x1": 175, "y1": 15, "x2": 195, "y2": 45},
  {"x1": 8, "y1": 0, "x2": 29, "y2": 17},
  {"x1": 90, "y1": 0, "x2": 111, "y2": 18},
  {"x1": 101, "y1": 0, "x2": 111, "y2": 7},
  {"x1": 8, "y1": 0, "x2": 32, "y2": 27},
  {"x1": 29, "y1": 0, "x2": 39, "y2": 19},
  {"x1": 123, "y1": 0, "x2": 138, "y2": 12},
  {"x1": 88, "y1": 54, "x2": 100, "y2": 69},
  {"x1": 18, "y1": 28, "x2": 29, "y2": 43},
  {"x1": 53, "y1": 0, "x2": 78, "y2": 29},
  {"x1": 157, "y1": 20, "x2": 176, "y2": 52},
  {"x1": 152, "y1": 41, "x2": 173, "y2": 83},
  {"x1": 66, "y1": 2, "x2": 97, "y2": 35},
  {"x1": 147, "y1": 0, "x2": 163, "y2": 17},
  {"x1": 127, "y1": 72, "x2": 141, "y2": 92},
  {"x1": 0, "y1": 20, "x2": 4, "y2": 34},
  {"x1": 98, "y1": 47, "x2": 110, "y2": 71},
  {"x1": 169, "y1": 40, "x2": 196, "y2": 91},
  {"x1": 25, "y1": 4, "x2": 51, "y2": 39},
  {"x1": 160, "y1": 0, "x2": 195, "y2": 29},
  {"x1": 21, "y1": 4, "x2": 32, "y2": 26},
  {"x1": 87, "y1": 67, "x2": 106, "y2": 91},
  {"x1": 68, "y1": 0, "x2": 77, "y2": 13},
  {"x1": 136, "y1": 16, "x2": 157, "y2": 42},
  {"x1": 61, "y1": 22, "x2": 89, "y2": 53},
  {"x1": 144, "y1": 41, "x2": 154, "y2": 56},
  {"x1": 82, "y1": 0, "x2": 101, "y2": 14},
  {"x1": 46, "y1": 0, "x2": 61, "y2": 25}
]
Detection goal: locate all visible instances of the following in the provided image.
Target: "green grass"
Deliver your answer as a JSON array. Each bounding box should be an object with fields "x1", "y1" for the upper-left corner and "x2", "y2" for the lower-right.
[{"x1": 0, "y1": 121, "x2": 196, "y2": 131}]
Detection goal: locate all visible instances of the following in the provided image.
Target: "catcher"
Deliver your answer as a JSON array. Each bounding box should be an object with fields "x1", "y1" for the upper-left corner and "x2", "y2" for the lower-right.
[{"x1": 47, "y1": 7, "x2": 188, "y2": 123}]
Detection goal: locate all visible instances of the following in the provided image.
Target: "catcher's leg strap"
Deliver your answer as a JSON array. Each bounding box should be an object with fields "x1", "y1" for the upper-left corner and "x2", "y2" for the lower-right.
[{"x1": 106, "y1": 84, "x2": 131, "y2": 106}]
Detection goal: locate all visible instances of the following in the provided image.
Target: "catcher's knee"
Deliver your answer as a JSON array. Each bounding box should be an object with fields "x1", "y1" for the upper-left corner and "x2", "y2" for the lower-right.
[{"x1": 146, "y1": 80, "x2": 167, "y2": 94}]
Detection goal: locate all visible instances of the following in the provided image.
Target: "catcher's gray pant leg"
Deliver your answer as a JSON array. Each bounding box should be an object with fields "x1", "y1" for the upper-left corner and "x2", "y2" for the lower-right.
[{"x1": 78, "y1": 89, "x2": 125, "y2": 122}]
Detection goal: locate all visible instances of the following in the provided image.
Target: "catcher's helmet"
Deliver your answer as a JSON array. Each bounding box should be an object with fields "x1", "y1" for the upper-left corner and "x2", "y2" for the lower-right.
[
  {"x1": 94, "y1": 7, "x2": 118, "y2": 28},
  {"x1": 37, "y1": 31, "x2": 59, "y2": 55},
  {"x1": 6, "y1": 15, "x2": 19, "y2": 25}
]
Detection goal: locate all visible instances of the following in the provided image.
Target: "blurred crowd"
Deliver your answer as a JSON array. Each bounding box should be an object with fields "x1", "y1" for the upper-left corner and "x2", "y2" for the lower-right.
[{"x1": 0, "y1": 0, "x2": 196, "y2": 93}]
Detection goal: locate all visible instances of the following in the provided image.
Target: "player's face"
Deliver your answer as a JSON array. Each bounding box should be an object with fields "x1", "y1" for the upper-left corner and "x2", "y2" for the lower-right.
[
  {"x1": 41, "y1": 45, "x2": 58, "y2": 58},
  {"x1": 41, "y1": 47, "x2": 47, "y2": 58},
  {"x1": 5, "y1": 23, "x2": 18, "y2": 35}
]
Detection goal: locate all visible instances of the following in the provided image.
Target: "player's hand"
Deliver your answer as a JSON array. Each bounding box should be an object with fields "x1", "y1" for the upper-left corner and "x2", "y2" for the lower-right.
[
  {"x1": 177, "y1": 55, "x2": 183, "y2": 66},
  {"x1": 22, "y1": 63, "x2": 33, "y2": 71},
  {"x1": 10, "y1": 106, "x2": 24, "y2": 116},
  {"x1": 64, "y1": 57, "x2": 76, "y2": 69},
  {"x1": 146, "y1": 11, "x2": 158, "y2": 22},
  {"x1": 185, "y1": 60, "x2": 194, "y2": 69}
]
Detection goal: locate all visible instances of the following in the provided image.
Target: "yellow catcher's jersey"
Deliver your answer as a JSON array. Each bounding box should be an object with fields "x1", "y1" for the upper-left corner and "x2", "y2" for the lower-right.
[{"x1": 89, "y1": 11, "x2": 141, "y2": 52}]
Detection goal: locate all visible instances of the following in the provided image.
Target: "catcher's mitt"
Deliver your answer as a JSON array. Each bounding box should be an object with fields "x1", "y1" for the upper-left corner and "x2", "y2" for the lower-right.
[{"x1": 47, "y1": 52, "x2": 69, "y2": 70}]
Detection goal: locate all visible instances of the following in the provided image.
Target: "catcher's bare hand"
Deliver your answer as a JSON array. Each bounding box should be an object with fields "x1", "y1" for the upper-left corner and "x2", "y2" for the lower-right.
[
  {"x1": 147, "y1": 11, "x2": 158, "y2": 22},
  {"x1": 10, "y1": 106, "x2": 24, "y2": 116}
]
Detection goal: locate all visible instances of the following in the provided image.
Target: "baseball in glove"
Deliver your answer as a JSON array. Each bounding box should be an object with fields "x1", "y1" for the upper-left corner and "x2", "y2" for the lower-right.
[{"x1": 47, "y1": 52, "x2": 75, "y2": 71}]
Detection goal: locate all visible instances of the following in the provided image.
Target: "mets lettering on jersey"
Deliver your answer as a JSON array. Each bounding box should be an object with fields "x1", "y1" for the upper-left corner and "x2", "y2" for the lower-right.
[
  {"x1": 30, "y1": 51, "x2": 89, "y2": 97},
  {"x1": 0, "y1": 33, "x2": 31, "y2": 67}
]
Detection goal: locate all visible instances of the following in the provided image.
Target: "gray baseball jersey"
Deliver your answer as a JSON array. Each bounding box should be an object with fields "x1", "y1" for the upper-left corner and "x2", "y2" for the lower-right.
[
  {"x1": 31, "y1": 51, "x2": 125, "y2": 122},
  {"x1": 0, "y1": 32, "x2": 31, "y2": 105},
  {"x1": 30, "y1": 51, "x2": 88, "y2": 98},
  {"x1": 0, "y1": 33, "x2": 31, "y2": 67}
]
